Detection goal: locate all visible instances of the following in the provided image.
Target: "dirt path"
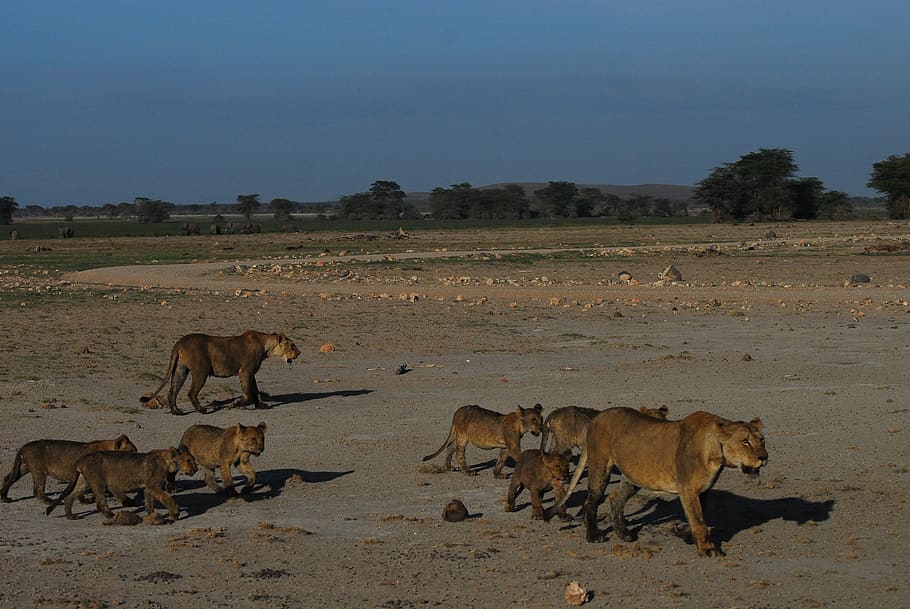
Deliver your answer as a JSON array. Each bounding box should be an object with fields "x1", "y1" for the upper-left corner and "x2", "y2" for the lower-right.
[{"x1": 1, "y1": 230, "x2": 907, "y2": 609}]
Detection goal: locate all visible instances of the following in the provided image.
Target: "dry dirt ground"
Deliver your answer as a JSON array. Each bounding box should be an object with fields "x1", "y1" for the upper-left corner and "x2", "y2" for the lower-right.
[{"x1": 0, "y1": 222, "x2": 908, "y2": 609}]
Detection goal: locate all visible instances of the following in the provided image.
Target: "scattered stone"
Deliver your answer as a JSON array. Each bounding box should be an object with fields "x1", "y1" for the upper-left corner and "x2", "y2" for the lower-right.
[
  {"x1": 618, "y1": 270, "x2": 632, "y2": 282},
  {"x1": 764, "y1": 229, "x2": 777, "y2": 239},
  {"x1": 564, "y1": 580, "x2": 590, "y2": 606},
  {"x1": 395, "y1": 363, "x2": 409, "y2": 375},
  {"x1": 659, "y1": 265, "x2": 683, "y2": 282},
  {"x1": 850, "y1": 274, "x2": 871, "y2": 284},
  {"x1": 442, "y1": 498, "x2": 468, "y2": 522},
  {"x1": 319, "y1": 343, "x2": 335, "y2": 353},
  {"x1": 742, "y1": 353, "x2": 753, "y2": 361}
]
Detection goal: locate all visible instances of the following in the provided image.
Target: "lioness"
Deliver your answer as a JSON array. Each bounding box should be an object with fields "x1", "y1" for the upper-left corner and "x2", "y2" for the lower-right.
[
  {"x1": 176, "y1": 422, "x2": 267, "y2": 495},
  {"x1": 46, "y1": 446, "x2": 198, "y2": 521},
  {"x1": 505, "y1": 449, "x2": 571, "y2": 521},
  {"x1": 561, "y1": 407, "x2": 767, "y2": 557},
  {"x1": 422, "y1": 404, "x2": 544, "y2": 478},
  {"x1": 140, "y1": 330, "x2": 301, "y2": 414},
  {"x1": 1, "y1": 435, "x2": 137, "y2": 504},
  {"x1": 540, "y1": 405, "x2": 668, "y2": 457}
]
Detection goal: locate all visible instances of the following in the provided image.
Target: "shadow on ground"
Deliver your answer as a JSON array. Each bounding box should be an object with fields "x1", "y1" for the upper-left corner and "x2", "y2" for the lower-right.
[{"x1": 560, "y1": 487, "x2": 835, "y2": 548}]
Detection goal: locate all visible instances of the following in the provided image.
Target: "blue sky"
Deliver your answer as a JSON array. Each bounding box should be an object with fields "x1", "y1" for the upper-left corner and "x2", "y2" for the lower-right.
[{"x1": 2, "y1": 1, "x2": 907, "y2": 205}]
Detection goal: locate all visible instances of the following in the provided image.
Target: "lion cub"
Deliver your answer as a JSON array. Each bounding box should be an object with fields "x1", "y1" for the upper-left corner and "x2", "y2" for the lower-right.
[
  {"x1": 422, "y1": 404, "x2": 543, "y2": 478},
  {"x1": 177, "y1": 422, "x2": 267, "y2": 495},
  {"x1": 505, "y1": 449, "x2": 571, "y2": 521},
  {"x1": 1, "y1": 435, "x2": 137, "y2": 504},
  {"x1": 45, "y1": 447, "x2": 197, "y2": 522}
]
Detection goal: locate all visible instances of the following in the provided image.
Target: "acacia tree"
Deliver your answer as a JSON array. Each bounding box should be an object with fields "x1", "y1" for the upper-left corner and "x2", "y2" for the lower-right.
[
  {"x1": 369, "y1": 180, "x2": 406, "y2": 219},
  {"x1": 534, "y1": 181, "x2": 577, "y2": 218},
  {"x1": 270, "y1": 198, "x2": 297, "y2": 222},
  {"x1": 868, "y1": 153, "x2": 910, "y2": 219},
  {"x1": 134, "y1": 197, "x2": 172, "y2": 223},
  {"x1": 695, "y1": 148, "x2": 799, "y2": 222},
  {"x1": 236, "y1": 193, "x2": 261, "y2": 221},
  {"x1": 0, "y1": 196, "x2": 18, "y2": 225}
]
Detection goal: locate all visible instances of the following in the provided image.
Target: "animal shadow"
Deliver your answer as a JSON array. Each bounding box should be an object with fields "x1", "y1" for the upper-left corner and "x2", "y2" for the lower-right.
[
  {"x1": 176, "y1": 467, "x2": 354, "y2": 516},
  {"x1": 470, "y1": 457, "x2": 516, "y2": 477},
  {"x1": 271, "y1": 389, "x2": 373, "y2": 405},
  {"x1": 625, "y1": 490, "x2": 835, "y2": 546},
  {"x1": 201, "y1": 389, "x2": 373, "y2": 412}
]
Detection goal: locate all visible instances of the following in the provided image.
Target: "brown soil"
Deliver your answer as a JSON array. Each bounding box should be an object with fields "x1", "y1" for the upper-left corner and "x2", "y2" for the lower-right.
[{"x1": 0, "y1": 221, "x2": 908, "y2": 608}]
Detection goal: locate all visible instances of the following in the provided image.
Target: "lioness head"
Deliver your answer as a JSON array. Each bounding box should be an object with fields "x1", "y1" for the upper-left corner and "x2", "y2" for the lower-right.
[
  {"x1": 235, "y1": 422, "x2": 267, "y2": 455},
  {"x1": 718, "y1": 418, "x2": 767, "y2": 476},
  {"x1": 169, "y1": 446, "x2": 198, "y2": 475},
  {"x1": 518, "y1": 403, "x2": 545, "y2": 437},
  {"x1": 115, "y1": 434, "x2": 139, "y2": 452},
  {"x1": 273, "y1": 333, "x2": 301, "y2": 364}
]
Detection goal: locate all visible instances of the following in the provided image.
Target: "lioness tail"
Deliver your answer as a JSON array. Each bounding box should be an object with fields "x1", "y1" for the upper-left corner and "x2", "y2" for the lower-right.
[
  {"x1": 0, "y1": 448, "x2": 24, "y2": 501},
  {"x1": 556, "y1": 445, "x2": 588, "y2": 509},
  {"x1": 139, "y1": 343, "x2": 181, "y2": 404},
  {"x1": 421, "y1": 425, "x2": 456, "y2": 462}
]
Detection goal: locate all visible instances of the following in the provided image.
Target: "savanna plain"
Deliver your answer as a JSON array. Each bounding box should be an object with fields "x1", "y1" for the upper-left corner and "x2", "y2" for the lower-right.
[{"x1": 0, "y1": 220, "x2": 907, "y2": 609}]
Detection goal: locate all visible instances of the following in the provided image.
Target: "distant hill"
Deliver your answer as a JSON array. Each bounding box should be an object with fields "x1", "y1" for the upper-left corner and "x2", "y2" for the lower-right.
[{"x1": 404, "y1": 182, "x2": 694, "y2": 210}]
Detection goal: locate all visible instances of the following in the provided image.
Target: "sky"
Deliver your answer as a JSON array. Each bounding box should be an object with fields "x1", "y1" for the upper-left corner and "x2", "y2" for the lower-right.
[{"x1": 1, "y1": 1, "x2": 908, "y2": 206}]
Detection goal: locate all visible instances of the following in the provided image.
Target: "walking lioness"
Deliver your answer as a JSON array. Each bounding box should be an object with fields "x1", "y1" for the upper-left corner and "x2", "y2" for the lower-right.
[
  {"x1": 422, "y1": 404, "x2": 544, "y2": 478},
  {"x1": 140, "y1": 330, "x2": 300, "y2": 414},
  {"x1": 560, "y1": 407, "x2": 767, "y2": 557},
  {"x1": 1, "y1": 435, "x2": 137, "y2": 504}
]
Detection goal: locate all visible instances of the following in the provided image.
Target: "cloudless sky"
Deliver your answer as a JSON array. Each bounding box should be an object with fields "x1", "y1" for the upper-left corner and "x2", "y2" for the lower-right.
[{"x1": 2, "y1": 1, "x2": 907, "y2": 205}]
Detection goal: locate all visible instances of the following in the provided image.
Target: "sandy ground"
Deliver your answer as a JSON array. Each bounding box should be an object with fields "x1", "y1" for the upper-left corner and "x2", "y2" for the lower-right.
[{"x1": 0, "y1": 223, "x2": 908, "y2": 609}]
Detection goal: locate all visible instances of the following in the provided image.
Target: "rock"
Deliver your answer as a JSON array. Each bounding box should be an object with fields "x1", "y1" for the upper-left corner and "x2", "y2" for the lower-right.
[
  {"x1": 618, "y1": 270, "x2": 632, "y2": 282},
  {"x1": 764, "y1": 230, "x2": 777, "y2": 239},
  {"x1": 850, "y1": 274, "x2": 871, "y2": 284},
  {"x1": 564, "y1": 581, "x2": 589, "y2": 606},
  {"x1": 659, "y1": 265, "x2": 683, "y2": 282},
  {"x1": 319, "y1": 343, "x2": 335, "y2": 353},
  {"x1": 442, "y1": 498, "x2": 468, "y2": 522}
]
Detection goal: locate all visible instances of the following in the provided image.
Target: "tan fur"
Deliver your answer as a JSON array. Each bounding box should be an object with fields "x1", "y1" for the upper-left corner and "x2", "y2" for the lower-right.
[
  {"x1": 1, "y1": 435, "x2": 137, "y2": 503},
  {"x1": 45, "y1": 447, "x2": 198, "y2": 521},
  {"x1": 539, "y1": 406, "x2": 600, "y2": 457},
  {"x1": 561, "y1": 407, "x2": 767, "y2": 557},
  {"x1": 505, "y1": 449, "x2": 571, "y2": 521},
  {"x1": 140, "y1": 330, "x2": 301, "y2": 414},
  {"x1": 422, "y1": 404, "x2": 544, "y2": 478},
  {"x1": 540, "y1": 405, "x2": 668, "y2": 457},
  {"x1": 178, "y1": 422, "x2": 267, "y2": 495}
]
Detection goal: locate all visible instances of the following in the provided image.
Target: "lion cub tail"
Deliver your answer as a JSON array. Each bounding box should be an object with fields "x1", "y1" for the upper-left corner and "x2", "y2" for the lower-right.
[
  {"x1": 556, "y1": 445, "x2": 589, "y2": 510},
  {"x1": 45, "y1": 474, "x2": 80, "y2": 516},
  {"x1": 421, "y1": 425, "x2": 456, "y2": 462},
  {"x1": 140, "y1": 343, "x2": 181, "y2": 404}
]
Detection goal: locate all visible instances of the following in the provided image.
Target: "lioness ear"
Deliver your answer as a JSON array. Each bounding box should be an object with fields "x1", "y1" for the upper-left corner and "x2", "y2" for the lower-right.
[
  {"x1": 658, "y1": 406, "x2": 669, "y2": 415},
  {"x1": 533, "y1": 403, "x2": 543, "y2": 412},
  {"x1": 168, "y1": 446, "x2": 179, "y2": 456},
  {"x1": 749, "y1": 418, "x2": 763, "y2": 431},
  {"x1": 258, "y1": 422, "x2": 268, "y2": 432},
  {"x1": 278, "y1": 332, "x2": 287, "y2": 342}
]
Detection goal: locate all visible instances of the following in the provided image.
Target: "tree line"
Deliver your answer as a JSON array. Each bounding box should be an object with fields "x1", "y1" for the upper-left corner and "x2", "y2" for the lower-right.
[{"x1": 2, "y1": 151, "x2": 908, "y2": 226}]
